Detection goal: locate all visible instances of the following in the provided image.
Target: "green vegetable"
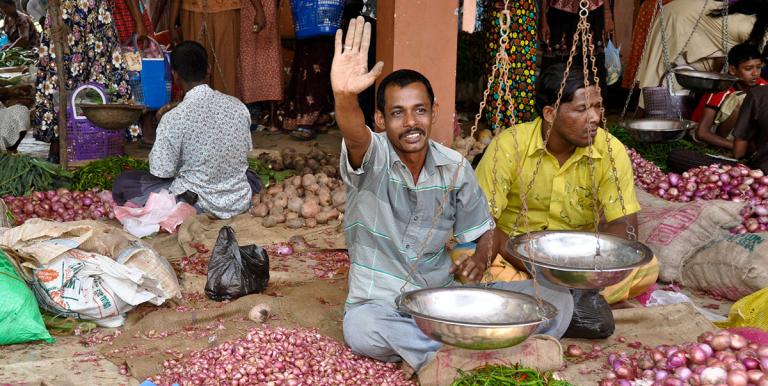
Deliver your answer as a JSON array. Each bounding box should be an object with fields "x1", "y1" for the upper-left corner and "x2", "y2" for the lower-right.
[
  {"x1": 0, "y1": 47, "x2": 35, "y2": 67},
  {"x1": 248, "y1": 158, "x2": 295, "y2": 187},
  {"x1": 609, "y1": 124, "x2": 727, "y2": 172},
  {"x1": 451, "y1": 364, "x2": 573, "y2": 386},
  {"x1": 70, "y1": 156, "x2": 149, "y2": 191},
  {"x1": 0, "y1": 153, "x2": 71, "y2": 196}
]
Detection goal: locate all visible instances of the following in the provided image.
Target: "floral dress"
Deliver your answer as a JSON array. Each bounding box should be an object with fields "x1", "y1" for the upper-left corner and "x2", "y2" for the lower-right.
[{"x1": 33, "y1": 0, "x2": 133, "y2": 143}]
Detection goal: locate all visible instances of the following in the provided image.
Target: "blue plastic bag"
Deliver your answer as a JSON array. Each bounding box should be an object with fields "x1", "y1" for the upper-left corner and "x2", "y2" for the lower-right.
[{"x1": 605, "y1": 39, "x2": 621, "y2": 86}]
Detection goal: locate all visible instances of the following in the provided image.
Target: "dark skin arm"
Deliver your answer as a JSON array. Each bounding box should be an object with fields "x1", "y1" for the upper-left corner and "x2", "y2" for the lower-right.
[
  {"x1": 449, "y1": 229, "x2": 496, "y2": 283},
  {"x1": 249, "y1": 0, "x2": 266, "y2": 33},
  {"x1": 734, "y1": 138, "x2": 750, "y2": 159},
  {"x1": 696, "y1": 107, "x2": 735, "y2": 150},
  {"x1": 169, "y1": 0, "x2": 181, "y2": 44},
  {"x1": 126, "y1": 0, "x2": 147, "y2": 39},
  {"x1": 331, "y1": 17, "x2": 383, "y2": 169}
]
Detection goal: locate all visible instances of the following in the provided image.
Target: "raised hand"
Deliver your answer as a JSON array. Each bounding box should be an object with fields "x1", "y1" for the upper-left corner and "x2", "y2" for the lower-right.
[{"x1": 331, "y1": 16, "x2": 384, "y2": 96}]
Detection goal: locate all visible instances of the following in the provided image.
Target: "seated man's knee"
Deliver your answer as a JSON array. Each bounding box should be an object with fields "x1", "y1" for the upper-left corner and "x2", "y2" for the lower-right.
[{"x1": 342, "y1": 307, "x2": 396, "y2": 360}]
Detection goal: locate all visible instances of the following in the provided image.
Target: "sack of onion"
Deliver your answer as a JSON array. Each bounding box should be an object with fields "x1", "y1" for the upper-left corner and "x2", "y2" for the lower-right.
[{"x1": 250, "y1": 174, "x2": 345, "y2": 229}]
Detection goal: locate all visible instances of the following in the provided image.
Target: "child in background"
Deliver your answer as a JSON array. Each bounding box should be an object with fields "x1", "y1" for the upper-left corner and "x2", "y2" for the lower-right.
[{"x1": 691, "y1": 43, "x2": 766, "y2": 151}]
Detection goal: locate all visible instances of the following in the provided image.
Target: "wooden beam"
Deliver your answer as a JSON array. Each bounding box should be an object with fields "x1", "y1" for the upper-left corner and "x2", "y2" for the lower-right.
[{"x1": 47, "y1": 0, "x2": 68, "y2": 167}]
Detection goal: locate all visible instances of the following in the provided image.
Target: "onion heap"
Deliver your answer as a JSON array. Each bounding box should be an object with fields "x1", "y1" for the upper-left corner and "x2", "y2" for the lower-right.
[
  {"x1": 628, "y1": 149, "x2": 768, "y2": 233},
  {"x1": 150, "y1": 325, "x2": 415, "y2": 386},
  {"x1": 2, "y1": 189, "x2": 115, "y2": 225},
  {"x1": 597, "y1": 331, "x2": 768, "y2": 385}
]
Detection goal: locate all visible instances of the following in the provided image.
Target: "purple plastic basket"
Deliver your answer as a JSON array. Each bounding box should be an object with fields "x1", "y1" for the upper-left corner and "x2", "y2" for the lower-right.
[{"x1": 65, "y1": 83, "x2": 125, "y2": 162}]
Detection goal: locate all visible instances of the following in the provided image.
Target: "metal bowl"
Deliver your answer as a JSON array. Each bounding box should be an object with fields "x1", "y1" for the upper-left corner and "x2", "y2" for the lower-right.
[
  {"x1": 618, "y1": 118, "x2": 694, "y2": 143},
  {"x1": 80, "y1": 103, "x2": 145, "y2": 131},
  {"x1": 506, "y1": 231, "x2": 654, "y2": 289},
  {"x1": 395, "y1": 287, "x2": 557, "y2": 350},
  {"x1": 673, "y1": 69, "x2": 737, "y2": 93}
]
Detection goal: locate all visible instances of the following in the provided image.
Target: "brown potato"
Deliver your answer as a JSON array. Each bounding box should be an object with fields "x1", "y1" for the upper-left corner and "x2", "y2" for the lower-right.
[
  {"x1": 301, "y1": 174, "x2": 317, "y2": 188},
  {"x1": 287, "y1": 197, "x2": 303, "y2": 213},
  {"x1": 285, "y1": 211, "x2": 299, "y2": 221},
  {"x1": 286, "y1": 218, "x2": 305, "y2": 229},
  {"x1": 332, "y1": 190, "x2": 346, "y2": 207},
  {"x1": 250, "y1": 203, "x2": 269, "y2": 217},
  {"x1": 305, "y1": 218, "x2": 317, "y2": 228},
  {"x1": 266, "y1": 184, "x2": 283, "y2": 195},
  {"x1": 300, "y1": 202, "x2": 321, "y2": 218}
]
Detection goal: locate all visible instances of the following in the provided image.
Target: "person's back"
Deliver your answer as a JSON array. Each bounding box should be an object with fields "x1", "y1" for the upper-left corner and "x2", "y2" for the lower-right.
[
  {"x1": 148, "y1": 41, "x2": 253, "y2": 219},
  {"x1": 154, "y1": 85, "x2": 252, "y2": 217}
]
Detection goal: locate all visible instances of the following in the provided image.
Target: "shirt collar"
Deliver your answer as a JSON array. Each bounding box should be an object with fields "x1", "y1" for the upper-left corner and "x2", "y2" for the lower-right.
[
  {"x1": 183, "y1": 84, "x2": 211, "y2": 100},
  {"x1": 526, "y1": 117, "x2": 603, "y2": 160},
  {"x1": 386, "y1": 135, "x2": 453, "y2": 178}
]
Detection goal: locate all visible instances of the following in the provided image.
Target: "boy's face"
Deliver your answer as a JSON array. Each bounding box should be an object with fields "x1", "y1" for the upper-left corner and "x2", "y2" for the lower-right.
[{"x1": 729, "y1": 58, "x2": 764, "y2": 87}]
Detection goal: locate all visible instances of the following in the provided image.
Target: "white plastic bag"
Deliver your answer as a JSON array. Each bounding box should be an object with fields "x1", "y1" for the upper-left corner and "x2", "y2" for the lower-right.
[
  {"x1": 31, "y1": 249, "x2": 166, "y2": 327},
  {"x1": 113, "y1": 189, "x2": 197, "y2": 238},
  {"x1": 646, "y1": 290, "x2": 726, "y2": 322},
  {"x1": 605, "y1": 39, "x2": 621, "y2": 86}
]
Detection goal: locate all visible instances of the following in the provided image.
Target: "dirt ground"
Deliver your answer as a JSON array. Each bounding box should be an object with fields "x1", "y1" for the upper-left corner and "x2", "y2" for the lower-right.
[{"x1": 3, "y1": 123, "x2": 740, "y2": 386}]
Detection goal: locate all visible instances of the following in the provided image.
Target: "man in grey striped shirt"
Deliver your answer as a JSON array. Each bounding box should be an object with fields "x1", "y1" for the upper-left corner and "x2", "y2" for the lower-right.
[{"x1": 333, "y1": 17, "x2": 573, "y2": 376}]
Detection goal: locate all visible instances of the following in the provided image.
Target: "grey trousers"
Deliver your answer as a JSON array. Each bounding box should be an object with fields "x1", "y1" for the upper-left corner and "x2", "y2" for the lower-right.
[{"x1": 342, "y1": 276, "x2": 574, "y2": 371}]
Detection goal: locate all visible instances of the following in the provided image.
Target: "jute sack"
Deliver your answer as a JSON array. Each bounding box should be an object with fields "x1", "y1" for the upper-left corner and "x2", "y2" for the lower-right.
[
  {"x1": 682, "y1": 231, "x2": 768, "y2": 301},
  {"x1": 636, "y1": 189, "x2": 745, "y2": 282},
  {"x1": 418, "y1": 335, "x2": 563, "y2": 386},
  {"x1": 0, "y1": 219, "x2": 181, "y2": 299}
]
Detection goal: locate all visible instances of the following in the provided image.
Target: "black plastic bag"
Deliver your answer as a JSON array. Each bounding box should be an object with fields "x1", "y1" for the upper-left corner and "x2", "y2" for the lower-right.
[
  {"x1": 205, "y1": 226, "x2": 270, "y2": 301},
  {"x1": 562, "y1": 289, "x2": 615, "y2": 339}
]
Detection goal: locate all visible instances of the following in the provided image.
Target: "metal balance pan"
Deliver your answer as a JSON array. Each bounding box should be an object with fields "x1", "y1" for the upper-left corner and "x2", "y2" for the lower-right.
[
  {"x1": 506, "y1": 231, "x2": 654, "y2": 289},
  {"x1": 618, "y1": 118, "x2": 695, "y2": 143},
  {"x1": 673, "y1": 68, "x2": 738, "y2": 93},
  {"x1": 396, "y1": 287, "x2": 557, "y2": 350}
]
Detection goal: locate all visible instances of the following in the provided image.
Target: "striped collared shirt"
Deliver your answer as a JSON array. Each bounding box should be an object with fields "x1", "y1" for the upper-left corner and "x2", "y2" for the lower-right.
[{"x1": 340, "y1": 132, "x2": 494, "y2": 310}]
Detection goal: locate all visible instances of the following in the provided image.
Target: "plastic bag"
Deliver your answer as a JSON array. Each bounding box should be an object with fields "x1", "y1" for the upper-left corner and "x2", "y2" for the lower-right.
[
  {"x1": 0, "y1": 250, "x2": 54, "y2": 345},
  {"x1": 205, "y1": 226, "x2": 270, "y2": 301},
  {"x1": 113, "y1": 189, "x2": 197, "y2": 238},
  {"x1": 604, "y1": 39, "x2": 621, "y2": 86},
  {"x1": 562, "y1": 289, "x2": 615, "y2": 339}
]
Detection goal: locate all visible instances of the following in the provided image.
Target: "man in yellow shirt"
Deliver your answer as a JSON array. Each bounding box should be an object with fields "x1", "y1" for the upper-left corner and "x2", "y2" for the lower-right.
[{"x1": 476, "y1": 63, "x2": 658, "y2": 317}]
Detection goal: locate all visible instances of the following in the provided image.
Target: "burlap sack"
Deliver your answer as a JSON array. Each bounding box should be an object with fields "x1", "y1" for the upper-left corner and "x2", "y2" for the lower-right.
[
  {"x1": 636, "y1": 189, "x2": 745, "y2": 282},
  {"x1": 418, "y1": 335, "x2": 563, "y2": 386},
  {"x1": 682, "y1": 232, "x2": 768, "y2": 301},
  {"x1": 0, "y1": 219, "x2": 181, "y2": 299}
]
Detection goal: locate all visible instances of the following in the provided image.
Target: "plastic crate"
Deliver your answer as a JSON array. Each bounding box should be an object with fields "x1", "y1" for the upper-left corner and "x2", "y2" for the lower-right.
[
  {"x1": 290, "y1": 0, "x2": 345, "y2": 39},
  {"x1": 65, "y1": 83, "x2": 126, "y2": 162}
]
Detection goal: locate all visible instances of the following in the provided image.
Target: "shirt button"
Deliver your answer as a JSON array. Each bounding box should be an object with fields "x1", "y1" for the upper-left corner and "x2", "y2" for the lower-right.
[
  {"x1": 412, "y1": 216, "x2": 419, "y2": 221},
  {"x1": 405, "y1": 244, "x2": 411, "y2": 249}
]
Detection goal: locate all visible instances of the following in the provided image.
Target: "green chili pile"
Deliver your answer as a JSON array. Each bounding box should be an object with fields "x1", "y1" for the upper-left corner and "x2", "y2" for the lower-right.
[
  {"x1": 450, "y1": 364, "x2": 574, "y2": 386},
  {"x1": 0, "y1": 153, "x2": 70, "y2": 196},
  {"x1": 0, "y1": 47, "x2": 35, "y2": 67},
  {"x1": 70, "y1": 156, "x2": 149, "y2": 191}
]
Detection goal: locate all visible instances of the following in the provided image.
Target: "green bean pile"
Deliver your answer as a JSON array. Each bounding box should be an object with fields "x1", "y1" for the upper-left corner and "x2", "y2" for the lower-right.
[
  {"x1": 70, "y1": 156, "x2": 149, "y2": 191},
  {"x1": 451, "y1": 364, "x2": 574, "y2": 386},
  {"x1": 0, "y1": 153, "x2": 70, "y2": 196}
]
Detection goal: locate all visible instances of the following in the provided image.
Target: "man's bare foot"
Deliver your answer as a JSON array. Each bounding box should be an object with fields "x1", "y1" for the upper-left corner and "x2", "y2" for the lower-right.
[{"x1": 399, "y1": 361, "x2": 416, "y2": 380}]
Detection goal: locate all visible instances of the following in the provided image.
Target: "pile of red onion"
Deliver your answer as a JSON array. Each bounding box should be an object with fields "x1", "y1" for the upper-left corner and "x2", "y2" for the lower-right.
[
  {"x1": 595, "y1": 331, "x2": 768, "y2": 385},
  {"x1": 2, "y1": 189, "x2": 115, "y2": 225},
  {"x1": 149, "y1": 325, "x2": 415, "y2": 386},
  {"x1": 628, "y1": 149, "x2": 768, "y2": 233}
]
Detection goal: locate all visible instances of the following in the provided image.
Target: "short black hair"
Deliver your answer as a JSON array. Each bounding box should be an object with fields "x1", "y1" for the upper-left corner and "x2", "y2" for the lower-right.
[
  {"x1": 728, "y1": 43, "x2": 763, "y2": 67},
  {"x1": 535, "y1": 63, "x2": 593, "y2": 115},
  {"x1": 170, "y1": 41, "x2": 208, "y2": 83},
  {"x1": 376, "y1": 69, "x2": 435, "y2": 112},
  {"x1": 0, "y1": 0, "x2": 16, "y2": 7}
]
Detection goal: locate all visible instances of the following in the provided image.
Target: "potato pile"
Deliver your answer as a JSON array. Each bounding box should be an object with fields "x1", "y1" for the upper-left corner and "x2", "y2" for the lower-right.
[
  {"x1": 256, "y1": 146, "x2": 340, "y2": 178},
  {"x1": 250, "y1": 173, "x2": 346, "y2": 229}
]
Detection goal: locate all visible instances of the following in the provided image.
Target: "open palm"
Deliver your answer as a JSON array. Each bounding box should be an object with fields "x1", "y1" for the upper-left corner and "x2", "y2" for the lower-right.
[{"x1": 331, "y1": 16, "x2": 384, "y2": 95}]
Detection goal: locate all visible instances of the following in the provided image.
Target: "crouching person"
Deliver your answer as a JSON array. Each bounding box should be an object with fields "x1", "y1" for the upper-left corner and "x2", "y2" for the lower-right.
[
  {"x1": 333, "y1": 17, "x2": 574, "y2": 376},
  {"x1": 113, "y1": 41, "x2": 259, "y2": 219}
]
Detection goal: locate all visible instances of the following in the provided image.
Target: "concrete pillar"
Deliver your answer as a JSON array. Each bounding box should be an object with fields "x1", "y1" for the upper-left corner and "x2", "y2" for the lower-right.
[{"x1": 377, "y1": 0, "x2": 458, "y2": 146}]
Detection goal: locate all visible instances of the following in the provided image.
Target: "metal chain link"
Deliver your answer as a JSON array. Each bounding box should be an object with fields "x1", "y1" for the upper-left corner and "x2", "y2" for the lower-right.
[{"x1": 722, "y1": 1, "x2": 729, "y2": 70}]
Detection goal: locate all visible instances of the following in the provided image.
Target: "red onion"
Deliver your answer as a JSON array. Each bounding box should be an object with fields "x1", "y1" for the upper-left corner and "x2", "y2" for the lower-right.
[
  {"x1": 747, "y1": 369, "x2": 764, "y2": 382},
  {"x1": 701, "y1": 367, "x2": 728, "y2": 384},
  {"x1": 758, "y1": 346, "x2": 768, "y2": 359},
  {"x1": 731, "y1": 334, "x2": 749, "y2": 350},
  {"x1": 744, "y1": 357, "x2": 761, "y2": 370},
  {"x1": 713, "y1": 335, "x2": 733, "y2": 351},
  {"x1": 727, "y1": 370, "x2": 749, "y2": 386},
  {"x1": 690, "y1": 346, "x2": 710, "y2": 365}
]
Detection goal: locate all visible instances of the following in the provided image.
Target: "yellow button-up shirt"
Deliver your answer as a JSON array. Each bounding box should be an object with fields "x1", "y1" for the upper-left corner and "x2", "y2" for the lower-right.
[{"x1": 476, "y1": 118, "x2": 641, "y2": 236}]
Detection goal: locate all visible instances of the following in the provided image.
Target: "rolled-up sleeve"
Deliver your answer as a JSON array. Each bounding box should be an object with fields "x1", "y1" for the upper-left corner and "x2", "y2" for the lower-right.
[
  {"x1": 453, "y1": 160, "x2": 495, "y2": 243},
  {"x1": 149, "y1": 114, "x2": 181, "y2": 178},
  {"x1": 340, "y1": 133, "x2": 386, "y2": 187}
]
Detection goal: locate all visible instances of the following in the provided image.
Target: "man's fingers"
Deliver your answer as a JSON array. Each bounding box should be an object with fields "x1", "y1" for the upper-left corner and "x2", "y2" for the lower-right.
[
  {"x1": 352, "y1": 16, "x2": 365, "y2": 52},
  {"x1": 334, "y1": 29, "x2": 343, "y2": 56},
  {"x1": 344, "y1": 18, "x2": 356, "y2": 51},
  {"x1": 364, "y1": 61, "x2": 385, "y2": 84},
  {"x1": 360, "y1": 21, "x2": 372, "y2": 56}
]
